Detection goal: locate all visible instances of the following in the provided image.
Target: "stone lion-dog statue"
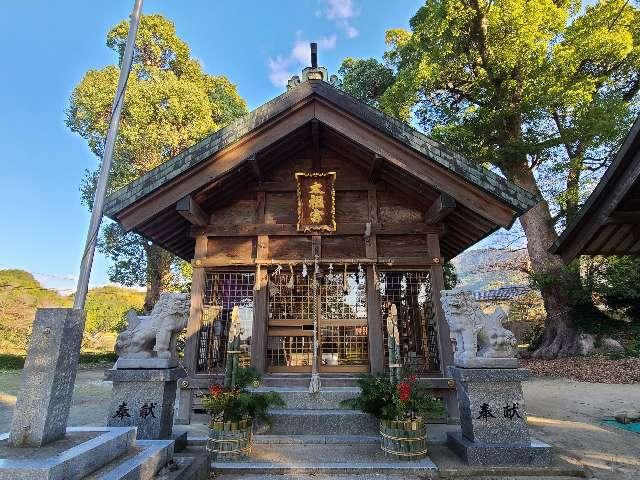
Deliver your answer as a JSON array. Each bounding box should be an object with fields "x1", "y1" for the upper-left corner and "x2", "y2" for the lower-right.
[
  {"x1": 115, "y1": 292, "x2": 190, "y2": 361},
  {"x1": 440, "y1": 289, "x2": 517, "y2": 367}
]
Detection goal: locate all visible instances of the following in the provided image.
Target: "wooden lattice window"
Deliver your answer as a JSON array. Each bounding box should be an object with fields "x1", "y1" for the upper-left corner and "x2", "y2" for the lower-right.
[
  {"x1": 196, "y1": 272, "x2": 254, "y2": 374},
  {"x1": 378, "y1": 271, "x2": 440, "y2": 374}
]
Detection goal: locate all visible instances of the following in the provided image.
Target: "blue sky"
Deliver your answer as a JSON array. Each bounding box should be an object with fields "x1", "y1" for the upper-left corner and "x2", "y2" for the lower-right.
[{"x1": 0, "y1": 0, "x2": 425, "y2": 292}]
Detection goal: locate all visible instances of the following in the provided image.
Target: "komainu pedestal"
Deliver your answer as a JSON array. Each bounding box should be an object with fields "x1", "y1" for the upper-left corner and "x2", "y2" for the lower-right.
[
  {"x1": 106, "y1": 367, "x2": 185, "y2": 439},
  {"x1": 447, "y1": 367, "x2": 551, "y2": 466}
]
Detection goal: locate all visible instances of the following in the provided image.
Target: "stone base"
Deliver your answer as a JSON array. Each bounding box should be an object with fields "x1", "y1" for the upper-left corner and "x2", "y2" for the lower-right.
[
  {"x1": 106, "y1": 367, "x2": 185, "y2": 440},
  {"x1": 454, "y1": 357, "x2": 519, "y2": 368},
  {"x1": 0, "y1": 426, "x2": 136, "y2": 480},
  {"x1": 447, "y1": 431, "x2": 551, "y2": 467},
  {"x1": 114, "y1": 357, "x2": 178, "y2": 369}
]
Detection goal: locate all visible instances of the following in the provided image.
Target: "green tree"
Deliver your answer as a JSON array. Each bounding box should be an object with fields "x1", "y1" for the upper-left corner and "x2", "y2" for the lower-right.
[
  {"x1": 83, "y1": 285, "x2": 145, "y2": 348},
  {"x1": 67, "y1": 14, "x2": 247, "y2": 310},
  {"x1": 340, "y1": 0, "x2": 640, "y2": 358},
  {"x1": 339, "y1": 58, "x2": 395, "y2": 108}
]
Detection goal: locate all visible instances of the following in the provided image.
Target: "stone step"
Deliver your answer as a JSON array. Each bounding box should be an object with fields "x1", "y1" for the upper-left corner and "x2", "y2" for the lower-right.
[
  {"x1": 261, "y1": 375, "x2": 360, "y2": 388},
  {"x1": 85, "y1": 439, "x2": 174, "y2": 480},
  {"x1": 0, "y1": 426, "x2": 136, "y2": 480},
  {"x1": 210, "y1": 443, "x2": 438, "y2": 476},
  {"x1": 267, "y1": 409, "x2": 378, "y2": 436},
  {"x1": 252, "y1": 387, "x2": 360, "y2": 410},
  {"x1": 186, "y1": 434, "x2": 379, "y2": 446}
]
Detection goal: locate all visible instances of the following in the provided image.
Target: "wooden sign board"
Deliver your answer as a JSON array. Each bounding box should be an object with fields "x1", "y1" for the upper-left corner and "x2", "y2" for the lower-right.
[{"x1": 295, "y1": 172, "x2": 336, "y2": 232}]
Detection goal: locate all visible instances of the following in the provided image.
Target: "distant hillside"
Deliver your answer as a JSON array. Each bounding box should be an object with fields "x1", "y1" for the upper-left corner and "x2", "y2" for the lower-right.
[
  {"x1": 451, "y1": 248, "x2": 530, "y2": 290},
  {"x1": 0, "y1": 269, "x2": 145, "y2": 354}
]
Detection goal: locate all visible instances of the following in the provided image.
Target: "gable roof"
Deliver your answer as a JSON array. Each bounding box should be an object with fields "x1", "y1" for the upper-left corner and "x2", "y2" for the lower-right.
[
  {"x1": 103, "y1": 80, "x2": 540, "y2": 261},
  {"x1": 550, "y1": 115, "x2": 640, "y2": 262},
  {"x1": 104, "y1": 81, "x2": 538, "y2": 219}
]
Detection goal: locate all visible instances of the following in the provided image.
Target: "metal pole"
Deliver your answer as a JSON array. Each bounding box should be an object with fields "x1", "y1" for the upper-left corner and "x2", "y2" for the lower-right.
[{"x1": 73, "y1": 0, "x2": 144, "y2": 310}]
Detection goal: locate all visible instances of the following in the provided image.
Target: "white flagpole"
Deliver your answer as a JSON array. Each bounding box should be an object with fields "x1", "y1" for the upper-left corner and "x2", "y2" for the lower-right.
[{"x1": 73, "y1": 0, "x2": 144, "y2": 310}]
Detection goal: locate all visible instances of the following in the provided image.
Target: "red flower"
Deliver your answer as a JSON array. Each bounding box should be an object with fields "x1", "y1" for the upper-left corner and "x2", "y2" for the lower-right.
[
  {"x1": 407, "y1": 374, "x2": 417, "y2": 383},
  {"x1": 397, "y1": 381, "x2": 411, "y2": 401},
  {"x1": 208, "y1": 384, "x2": 223, "y2": 397}
]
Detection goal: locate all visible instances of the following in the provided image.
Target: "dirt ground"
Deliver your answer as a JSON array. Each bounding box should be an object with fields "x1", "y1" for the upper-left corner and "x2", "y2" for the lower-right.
[{"x1": 0, "y1": 368, "x2": 638, "y2": 479}]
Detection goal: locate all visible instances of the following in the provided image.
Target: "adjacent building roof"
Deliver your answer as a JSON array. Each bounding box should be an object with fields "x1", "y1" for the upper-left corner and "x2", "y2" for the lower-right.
[
  {"x1": 551, "y1": 115, "x2": 640, "y2": 262},
  {"x1": 474, "y1": 285, "x2": 531, "y2": 302},
  {"x1": 104, "y1": 80, "x2": 540, "y2": 260}
]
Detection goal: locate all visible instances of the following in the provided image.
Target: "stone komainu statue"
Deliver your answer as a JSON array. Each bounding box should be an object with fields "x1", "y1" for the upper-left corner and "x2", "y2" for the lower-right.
[
  {"x1": 440, "y1": 289, "x2": 517, "y2": 366},
  {"x1": 115, "y1": 292, "x2": 190, "y2": 360}
]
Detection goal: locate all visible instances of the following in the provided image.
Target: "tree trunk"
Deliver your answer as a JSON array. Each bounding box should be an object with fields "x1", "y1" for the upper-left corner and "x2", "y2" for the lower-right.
[
  {"x1": 143, "y1": 243, "x2": 174, "y2": 312},
  {"x1": 503, "y1": 161, "x2": 580, "y2": 358}
]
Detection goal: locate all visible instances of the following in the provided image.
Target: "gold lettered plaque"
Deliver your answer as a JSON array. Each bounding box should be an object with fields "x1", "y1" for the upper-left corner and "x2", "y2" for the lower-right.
[{"x1": 295, "y1": 172, "x2": 336, "y2": 232}]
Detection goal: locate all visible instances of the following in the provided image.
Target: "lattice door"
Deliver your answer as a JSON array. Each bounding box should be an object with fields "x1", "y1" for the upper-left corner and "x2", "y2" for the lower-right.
[{"x1": 266, "y1": 269, "x2": 368, "y2": 372}]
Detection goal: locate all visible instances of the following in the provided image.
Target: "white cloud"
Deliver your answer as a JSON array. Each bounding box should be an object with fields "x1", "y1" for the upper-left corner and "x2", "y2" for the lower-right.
[
  {"x1": 322, "y1": 0, "x2": 360, "y2": 38},
  {"x1": 268, "y1": 55, "x2": 294, "y2": 87},
  {"x1": 319, "y1": 34, "x2": 338, "y2": 49},
  {"x1": 267, "y1": 32, "x2": 339, "y2": 87}
]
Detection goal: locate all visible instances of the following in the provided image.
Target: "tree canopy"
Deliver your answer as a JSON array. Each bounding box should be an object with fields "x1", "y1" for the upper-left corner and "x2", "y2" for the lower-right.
[
  {"x1": 67, "y1": 14, "x2": 247, "y2": 309},
  {"x1": 339, "y1": 0, "x2": 640, "y2": 358}
]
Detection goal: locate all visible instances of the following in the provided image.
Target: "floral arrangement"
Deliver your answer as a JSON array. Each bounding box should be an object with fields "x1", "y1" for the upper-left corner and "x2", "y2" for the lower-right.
[
  {"x1": 201, "y1": 367, "x2": 285, "y2": 425},
  {"x1": 341, "y1": 373, "x2": 446, "y2": 421}
]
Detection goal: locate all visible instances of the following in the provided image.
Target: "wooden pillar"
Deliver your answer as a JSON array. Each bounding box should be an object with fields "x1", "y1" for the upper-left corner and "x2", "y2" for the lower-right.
[
  {"x1": 427, "y1": 233, "x2": 458, "y2": 419},
  {"x1": 251, "y1": 235, "x2": 269, "y2": 374},
  {"x1": 176, "y1": 234, "x2": 208, "y2": 424},
  {"x1": 366, "y1": 187, "x2": 384, "y2": 374}
]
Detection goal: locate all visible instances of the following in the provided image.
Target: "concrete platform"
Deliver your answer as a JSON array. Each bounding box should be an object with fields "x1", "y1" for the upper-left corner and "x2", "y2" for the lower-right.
[
  {"x1": 447, "y1": 431, "x2": 553, "y2": 467},
  {"x1": 211, "y1": 443, "x2": 584, "y2": 479},
  {"x1": 252, "y1": 387, "x2": 360, "y2": 410},
  {"x1": 211, "y1": 443, "x2": 439, "y2": 475},
  {"x1": 0, "y1": 427, "x2": 136, "y2": 480}
]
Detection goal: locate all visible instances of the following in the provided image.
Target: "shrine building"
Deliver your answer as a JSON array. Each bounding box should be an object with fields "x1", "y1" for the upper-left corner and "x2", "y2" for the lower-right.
[{"x1": 104, "y1": 54, "x2": 539, "y2": 424}]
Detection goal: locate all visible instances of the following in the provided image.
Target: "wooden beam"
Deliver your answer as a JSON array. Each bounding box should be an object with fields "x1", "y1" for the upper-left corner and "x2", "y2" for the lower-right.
[
  {"x1": 311, "y1": 119, "x2": 321, "y2": 171},
  {"x1": 425, "y1": 194, "x2": 456, "y2": 224},
  {"x1": 606, "y1": 211, "x2": 640, "y2": 224},
  {"x1": 176, "y1": 195, "x2": 208, "y2": 227},
  {"x1": 368, "y1": 154, "x2": 384, "y2": 182},
  {"x1": 193, "y1": 256, "x2": 443, "y2": 268},
  {"x1": 314, "y1": 100, "x2": 517, "y2": 227},
  {"x1": 255, "y1": 181, "x2": 376, "y2": 192},
  {"x1": 193, "y1": 222, "x2": 444, "y2": 237},
  {"x1": 176, "y1": 234, "x2": 208, "y2": 424},
  {"x1": 251, "y1": 235, "x2": 269, "y2": 374},
  {"x1": 248, "y1": 154, "x2": 262, "y2": 182},
  {"x1": 427, "y1": 233, "x2": 458, "y2": 418}
]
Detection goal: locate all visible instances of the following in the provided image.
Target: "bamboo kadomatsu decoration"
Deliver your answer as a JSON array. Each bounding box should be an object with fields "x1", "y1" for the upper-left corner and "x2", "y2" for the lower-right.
[
  {"x1": 386, "y1": 303, "x2": 401, "y2": 384},
  {"x1": 224, "y1": 306, "x2": 242, "y2": 389},
  {"x1": 309, "y1": 255, "x2": 322, "y2": 393}
]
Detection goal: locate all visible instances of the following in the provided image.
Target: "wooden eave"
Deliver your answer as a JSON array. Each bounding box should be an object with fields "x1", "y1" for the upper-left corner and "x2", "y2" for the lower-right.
[
  {"x1": 104, "y1": 80, "x2": 540, "y2": 261},
  {"x1": 551, "y1": 115, "x2": 640, "y2": 262}
]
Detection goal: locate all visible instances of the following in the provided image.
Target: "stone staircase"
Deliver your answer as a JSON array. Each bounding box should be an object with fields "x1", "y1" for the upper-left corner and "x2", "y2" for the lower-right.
[
  {"x1": 255, "y1": 384, "x2": 378, "y2": 438},
  {"x1": 209, "y1": 375, "x2": 436, "y2": 476}
]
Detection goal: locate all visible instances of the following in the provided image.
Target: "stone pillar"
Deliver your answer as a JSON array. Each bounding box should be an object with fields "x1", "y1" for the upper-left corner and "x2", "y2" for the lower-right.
[
  {"x1": 9, "y1": 308, "x2": 85, "y2": 447},
  {"x1": 447, "y1": 366, "x2": 551, "y2": 466},
  {"x1": 106, "y1": 367, "x2": 185, "y2": 439}
]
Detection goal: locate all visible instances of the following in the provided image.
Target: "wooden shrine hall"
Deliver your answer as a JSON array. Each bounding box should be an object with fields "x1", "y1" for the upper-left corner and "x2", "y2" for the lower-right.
[{"x1": 104, "y1": 60, "x2": 539, "y2": 424}]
